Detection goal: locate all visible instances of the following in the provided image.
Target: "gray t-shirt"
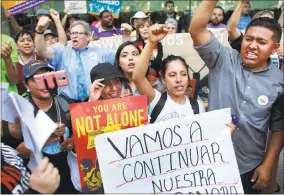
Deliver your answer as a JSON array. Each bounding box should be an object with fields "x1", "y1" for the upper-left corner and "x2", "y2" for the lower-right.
[{"x1": 194, "y1": 33, "x2": 284, "y2": 174}]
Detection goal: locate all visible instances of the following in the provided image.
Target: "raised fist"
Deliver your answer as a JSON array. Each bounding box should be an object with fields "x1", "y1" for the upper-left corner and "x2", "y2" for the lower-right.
[
  {"x1": 4, "y1": 9, "x2": 13, "y2": 18},
  {"x1": 1, "y1": 40, "x2": 12, "y2": 59},
  {"x1": 49, "y1": 8, "x2": 60, "y2": 21},
  {"x1": 36, "y1": 16, "x2": 51, "y2": 33},
  {"x1": 149, "y1": 24, "x2": 168, "y2": 44}
]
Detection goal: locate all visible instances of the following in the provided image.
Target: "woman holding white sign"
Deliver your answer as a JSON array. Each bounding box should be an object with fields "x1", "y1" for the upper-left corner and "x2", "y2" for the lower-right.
[{"x1": 132, "y1": 24, "x2": 236, "y2": 135}]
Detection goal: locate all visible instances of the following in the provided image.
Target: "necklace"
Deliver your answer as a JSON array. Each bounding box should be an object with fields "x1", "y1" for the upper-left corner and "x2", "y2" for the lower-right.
[{"x1": 18, "y1": 52, "x2": 35, "y2": 65}]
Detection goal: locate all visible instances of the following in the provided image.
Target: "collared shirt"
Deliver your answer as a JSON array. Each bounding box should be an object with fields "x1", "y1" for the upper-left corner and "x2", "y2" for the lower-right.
[
  {"x1": 48, "y1": 44, "x2": 115, "y2": 100},
  {"x1": 91, "y1": 26, "x2": 122, "y2": 38},
  {"x1": 194, "y1": 33, "x2": 284, "y2": 174}
]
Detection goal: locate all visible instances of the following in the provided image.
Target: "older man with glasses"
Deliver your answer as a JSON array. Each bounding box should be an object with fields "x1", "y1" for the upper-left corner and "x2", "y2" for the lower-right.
[{"x1": 34, "y1": 15, "x2": 115, "y2": 103}]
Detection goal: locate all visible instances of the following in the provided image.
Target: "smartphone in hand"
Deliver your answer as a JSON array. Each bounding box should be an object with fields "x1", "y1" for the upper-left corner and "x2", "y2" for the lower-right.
[{"x1": 34, "y1": 71, "x2": 68, "y2": 90}]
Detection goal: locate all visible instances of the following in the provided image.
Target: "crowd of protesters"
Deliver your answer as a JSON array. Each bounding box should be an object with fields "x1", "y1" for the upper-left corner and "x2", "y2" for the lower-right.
[{"x1": 1, "y1": 0, "x2": 283, "y2": 194}]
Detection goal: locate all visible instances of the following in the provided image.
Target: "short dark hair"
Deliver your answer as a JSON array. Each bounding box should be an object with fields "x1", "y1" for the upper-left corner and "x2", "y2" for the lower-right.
[
  {"x1": 214, "y1": 6, "x2": 225, "y2": 17},
  {"x1": 15, "y1": 30, "x2": 34, "y2": 43},
  {"x1": 245, "y1": 17, "x2": 282, "y2": 43},
  {"x1": 165, "y1": 0, "x2": 174, "y2": 7},
  {"x1": 99, "y1": 10, "x2": 110, "y2": 19},
  {"x1": 161, "y1": 55, "x2": 189, "y2": 78}
]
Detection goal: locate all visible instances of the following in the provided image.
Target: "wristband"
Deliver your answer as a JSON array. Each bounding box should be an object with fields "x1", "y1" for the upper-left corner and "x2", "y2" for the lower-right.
[{"x1": 35, "y1": 29, "x2": 44, "y2": 34}]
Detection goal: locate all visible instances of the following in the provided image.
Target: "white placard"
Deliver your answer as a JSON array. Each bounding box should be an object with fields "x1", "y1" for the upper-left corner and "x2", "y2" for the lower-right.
[
  {"x1": 64, "y1": 1, "x2": 87, "y2": 14},
  {"x1": 95, "y1": 108, "x2": 244, "y2": 194}
]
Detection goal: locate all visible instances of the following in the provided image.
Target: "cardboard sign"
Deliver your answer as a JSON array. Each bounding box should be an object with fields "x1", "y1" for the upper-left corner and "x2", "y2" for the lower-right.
[
  {"x1": 88, "y1": 0, "x2": 122, "y2": 18},
  {"x1": 2, "y1": 0, "x2": 48, "y2": 15},
  {"x1": 70, "y1": 95, "x2": 148, "y2": 193},
  {"x1": 95, "y1": 108, "x2": 244, "y2": 194},
  {"x1": 64, "y1": 0, "x2": 87, "y2": 14}
]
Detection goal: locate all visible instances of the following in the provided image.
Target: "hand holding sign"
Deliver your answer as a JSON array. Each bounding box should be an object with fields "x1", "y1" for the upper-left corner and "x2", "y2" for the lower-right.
[
  {"x1": 149, "y1": 24, "x2": 168, "y2": 44},
  {"x1": 36, "y1": 16, "x2": 52, "y2": 33}
]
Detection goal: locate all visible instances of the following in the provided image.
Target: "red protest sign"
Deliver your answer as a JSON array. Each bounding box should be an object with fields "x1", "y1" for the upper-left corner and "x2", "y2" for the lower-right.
[{"x1": 70, "y1": 95, "x2": 148, "y2": 193}]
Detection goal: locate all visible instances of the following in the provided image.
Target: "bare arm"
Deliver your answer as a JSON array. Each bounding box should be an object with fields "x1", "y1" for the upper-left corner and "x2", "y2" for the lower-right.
[
  {"x1": 61, "y1": 8, "x2": 69, "y2": 28},
  {"x1": 133, "y1": 24, "x2": 168, "y2": 105},
  {"x1": 50, "y1": 9, "x2": 67, "y2": 45},
  {"x1": 189, "y1": 0, "x2": 217, "y2": 46},
  {"x1": 251, "y1": 131, "x2": 284, "y2": 190},
  {"x1": 227, "y1": 1, "x2": 245, "y2": 41},
  {"x1": 35, "y1": 16, "x2": 55, "y2": 60},
  {"x1": 5, "y1": 10, "x2": 23, "y2": 32},
  {"x1": 133, "y1": 42, "x2": 156, "y2": 105}
]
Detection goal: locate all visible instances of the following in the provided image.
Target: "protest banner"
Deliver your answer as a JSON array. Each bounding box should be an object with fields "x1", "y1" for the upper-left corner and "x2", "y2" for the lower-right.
[
  {"x1": 95, "y1": 108, "x2": 244, "y2": 194},
  {"x1": 2, "y1": 0, "x2": 48, "y2": 15},
  {"x1": 89, "y1": 30, "x2": 231, "y2": 79},
  {"x1": 64, "y1": 0, "x2": 87, "y2": 14},
  {"x1": 70, "y1": 95, "x2": 148, "y2": 193},
  {"x1": 88, "y1": 0, "x2": 122, "y2": 18}
]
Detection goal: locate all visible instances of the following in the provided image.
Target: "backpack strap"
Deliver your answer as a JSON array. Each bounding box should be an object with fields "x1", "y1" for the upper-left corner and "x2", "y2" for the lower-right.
[
  {"x1": 55, "y1": 96, "x2": 70, "y2": 123},
  {"x1": 189, "y1": 98, "x2": 199, "y2": 114},
  {"x1": 150, "y1": 92, "x2": 167, "y2": 124}
]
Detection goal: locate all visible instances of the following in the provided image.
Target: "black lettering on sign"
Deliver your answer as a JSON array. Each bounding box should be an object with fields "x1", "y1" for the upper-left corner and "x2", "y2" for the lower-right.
[
  {"x1": 230, "y1": 186, "x2": 238, "y2": 194},
  {"x1": 173, "y1": 125, "x2": 183, "y2": 146},
  {"x1": 143, "y1": 160, "x2": 155, "y2": 177},
  {"x1": 189, "y1": 121, "x2": 203, "y2": 142},
  {"x1": 164, "y1": 177, "x2": 174, "y2": 192},
  {"x1": 129, "y1": 135, "x2": 145, "y2": 156},
  {"x1": 220, "y1": 186, "x2": 229, "y2": 194},
  {"x1": 211, "y1": 142, "x2": 225, "y2": 163},
  {"x1": 122, "y1": 164, "x2": 133, "y2": 182},
  {"x1": 200, "y1": 145, "x2": 212, "y2": 164},
  {"x1": 207, "y1": 168, "x2": 216, "y2": 185},
  {"x1": 152, "y1": 180, "x2": 163, "y2": 194},
  {"x1": 166, "y1": 152, "x2": 177, "y2": 172},
  {"x1": 143, "y1": 131, "x2": 163, "y2": 153},
  {"x1": 134, "y1": 161, "x2": 143, "y2": 179},
  {"x1": 211, "y1": 188, "x2": 220, "y2": 194},
  {"x1": 189, "y1": 147, "x2": 199, "y2": 166},
  {"x1": 184, "y1": 173, "x2": 193, "y2": 187},
  {"x1": 162, "y1": 128, "x2": 173, "y2": 148},
  {"x1": 178, "y1": 149, "x2": 189, "y2": 168},
  {"x1": 153, "y1": 155, "x2": 165, "y2": 174},
  {"x1": 198, "y1": 170, "x2": 208, "y2": 187},
  {"x1": 107, "y1": 137, "x2": 128, "y2": 159}
]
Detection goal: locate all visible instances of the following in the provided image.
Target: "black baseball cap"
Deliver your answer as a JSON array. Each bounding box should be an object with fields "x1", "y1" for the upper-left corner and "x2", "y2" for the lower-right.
[
  {"x1": 90, "y1": 63, "x2": 125, "y2": 83},
  {"x1": 23, "y1": 60, "x2": 54, "y2": 80}
]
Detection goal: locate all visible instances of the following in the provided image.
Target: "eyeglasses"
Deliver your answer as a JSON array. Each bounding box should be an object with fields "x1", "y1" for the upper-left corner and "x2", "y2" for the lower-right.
[{"x1": 70, "y1": 32, "x2": 87, "y2": 37}]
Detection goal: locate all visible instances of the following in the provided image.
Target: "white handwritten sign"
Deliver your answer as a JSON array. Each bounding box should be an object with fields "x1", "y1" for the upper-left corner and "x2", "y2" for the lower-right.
[
  {"x1": 95, "y1": 108, "x2": 244, "y2": 194},
  {"x1": 64, "y1": 0, "x2": 87, "y2": 14}
]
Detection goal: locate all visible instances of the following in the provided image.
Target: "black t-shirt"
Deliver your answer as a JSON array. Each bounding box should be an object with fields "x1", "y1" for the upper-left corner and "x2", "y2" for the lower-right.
[{"x1": 27, "y1": 95, "x2": 77, "y2": 194}]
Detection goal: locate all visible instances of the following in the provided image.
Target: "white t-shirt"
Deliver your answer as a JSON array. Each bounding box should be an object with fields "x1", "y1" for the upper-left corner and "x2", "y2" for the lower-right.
[{"x1": 149, "y1": 90, "x2": 205, "y2": 123}]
